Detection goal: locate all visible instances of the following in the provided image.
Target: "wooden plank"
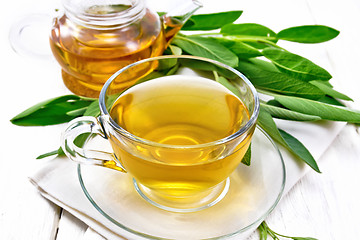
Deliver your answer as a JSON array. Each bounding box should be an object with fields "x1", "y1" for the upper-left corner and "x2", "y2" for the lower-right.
[
  {"x1": 0, "y1": 181, "x2": 61, "y2": 240},
  {"x1": 82, "y1": 228, "x2": 107, "y2": 240},
  {"x1": 247, "y1": 0, "x2": 360, "y2": 239},
  {"x1": 248, "y1": 124, "x2": 360, "y2": 239},
  {"x1": 306, "y1": 0, "x2": 360, "y2": 107},
  {"x1": 56, "y1": 210, "x2": 88, "y2": 240}
]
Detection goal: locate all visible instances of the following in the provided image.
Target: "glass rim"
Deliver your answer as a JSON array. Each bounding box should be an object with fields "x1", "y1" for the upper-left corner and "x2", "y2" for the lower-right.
[{"x1": 99, "y1": 55, "x2": 260, "y2": 149}]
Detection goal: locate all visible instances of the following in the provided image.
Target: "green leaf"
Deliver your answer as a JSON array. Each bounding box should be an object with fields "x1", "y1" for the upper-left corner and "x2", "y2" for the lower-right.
[
  {"x1": 278, "y1": 25, "x2": 339, "y2": 43},
  {"x1": 247, "y1": 58, "x2": 279, "y2": 72},
  {"x1": 262, "y1": 47, "x2": 332, "y2": 81},
  {"x1": 258, "y1": 108, "x2": 320, "y2": 172},
  {"x1": 257, "y1": 108, "x2": 288, "y2": 147},
  {"x1": 317, "y1": 95, "x2": 345, "y2": 107},
  {"x1": 274, "y1": 94, "x2": 360, "y2": 123},
  {"x1": 169, "y1": 45, "x2": 182, "y2": 55},
  {"x1": 11, "y1": 95, "x2": 80, "y2": 120},
  {"x1": 260, "y1": 103, "x2": 321, "y2": 121},
  {"x1": 10, "y1": 95, "x2": 94, "y2": 126},
  {"x1": 211, "y1": 37, "x2": 262, "y2": 59},
  {"x1": 216, "y1": 76, "x2": 242, "y2": 97},
  {"x1": 220, "y1": 23, "x2": 277, "y2": 48},
  {"x1": 279, "y1": 129, "x2": 320, "y2": 172},
  {"x1": 182, "y1": 11, "x2": 243, "y2": 31},
  {"x1": 179, "y1": 58, "x2": 238, "y2": 80},
  {"x1": 221, "y1": 23, "x2": 277, "y2": 39},
  {"x1": 172, "y1": 35, "x2": 239, "y2": 67},
  {"x1": 163, "y1": 44, "x2": 183, "y2": 56},
  {"x1": 310, "y1": 80, "x2": 353, "y2": 101},
  {"x1": 83, "y1": 100, "x2": 100, "y2": 117},
  {"x1": 241, "y1": 144, "x2": 251, "y2": 166},
  {"x1": 36, "y1": 147, "x2": 64, "y2": 159},
  {"x1": 237, "y1": 61, "x2": 325, "y2": 100},
  {"x1": 66, "y1": 107, "x2": 88, "y2": 117}
]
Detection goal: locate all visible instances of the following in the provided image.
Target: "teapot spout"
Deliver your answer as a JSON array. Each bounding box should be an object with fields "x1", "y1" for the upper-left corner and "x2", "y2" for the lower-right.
[{"x1": 162, "y1": 0, "x2": 202, "y2": 44}]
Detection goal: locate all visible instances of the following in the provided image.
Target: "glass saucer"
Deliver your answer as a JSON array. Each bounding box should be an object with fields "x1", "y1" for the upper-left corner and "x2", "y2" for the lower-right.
[{"x1": 78, "y1": 127, "x2": 285, "y2": 239}]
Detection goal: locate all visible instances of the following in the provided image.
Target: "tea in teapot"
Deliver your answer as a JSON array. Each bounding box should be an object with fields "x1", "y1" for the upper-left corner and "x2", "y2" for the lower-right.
[{"x1": 49, "y1": 0, "x2": 202, "y2": 97}]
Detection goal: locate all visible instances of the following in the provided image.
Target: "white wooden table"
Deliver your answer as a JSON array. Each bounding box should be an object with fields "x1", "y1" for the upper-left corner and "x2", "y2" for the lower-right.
[{"x1": 1, "y1": 0, "x2": 359, "y2": 239}]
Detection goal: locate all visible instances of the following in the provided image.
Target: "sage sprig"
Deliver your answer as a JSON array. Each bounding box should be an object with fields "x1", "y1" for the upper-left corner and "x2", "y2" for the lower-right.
[
  {"x1": 259, "y1": 221, "x2": 318, "y2": 240},
  {"x1": 171, "y1": 10, "x2": 358, "y2": 173}
]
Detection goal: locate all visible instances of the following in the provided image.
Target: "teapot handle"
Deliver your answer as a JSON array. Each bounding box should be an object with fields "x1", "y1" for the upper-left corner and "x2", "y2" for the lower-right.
[{"x1": 9, "y1": 13, "x2": 53, "y2": 59}]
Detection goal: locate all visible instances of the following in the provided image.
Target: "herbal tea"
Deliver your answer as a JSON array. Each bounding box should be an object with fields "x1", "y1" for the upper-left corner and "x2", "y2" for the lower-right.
[
  {"x1": 50, "y1": 5, "x2": 181, "y2": 97},
  {"x1": 109, "y1": 76, "x2": 253, "y2": 200}
]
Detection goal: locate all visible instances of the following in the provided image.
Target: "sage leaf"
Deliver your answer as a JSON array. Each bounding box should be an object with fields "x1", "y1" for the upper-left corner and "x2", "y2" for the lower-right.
[
  {"x1": 279, "y1": 129, "x2": 320, "y2": 172},
  {"x1": 237, "y1": 61, "x2": 325, "y2": 100},
  {"x1": 66, "y1": 107, "x2": 88, "y2": 117},
  {"x1": 11, "y1": 95, "x2": 80, "y2": 120},
  {"x1": 246, "y1": 58, "x2": 279, "y2": 72},
  {"x1": 258, "y1": 108, "x2": 320, "y2": 172},
  {"x1": 83, "y1": 100, "x2": 100, "y2": 117},
  {"x1": 220, "y1": 23, "x2": 277, "y2": 48},
  {"x1": 317, "y1": 95, "x2": 345, "y2": 107},
  {"x1": 241, "y1": 144, "x2": 251, "y2": 166},
  {"x1": 10, "y1": 95, "x2": 94, "y2": 126},
  {"x1": 221, "y1": 23, "x2": 277, "y2": 39},
  {"x1": 257, "y1": 108, "x2": 288, "y2": 147},
  {"x1": 179, "y1": 58, "x2": 238, "y2": 79},
  {"x1": 216, "y1": 76, "x2": 242, "y2": 97},
  {"x1": 182, "y1": 11, "x2": 243, "y2": 31},
  {"x1": 262, "y1": 47, "x2": 332, "y2": 81},
  {"x1": 310, "y1": 80, "x2": 353, "y2": 101},
  {"x1": 260, "y1": 103, "x2": 321, "y2": 121},
  {"x1": 211, "y1": 37, "x2": 262, "y2": 59},
  {"x1": 275, "y1": 94, "x2": 360, "y2": 123},
  {"x1": 36, "y1": 147, "x2": 64, "y2": 159},
  {"x1": 169, "y1": 45, "x2": 182, "y2": 55},
  {"x1": 172, "y1": 35, "x2": 239, "y2": 67},
  {"x1": 278, "y1": 25, "x2": 339, "y2": 43}
]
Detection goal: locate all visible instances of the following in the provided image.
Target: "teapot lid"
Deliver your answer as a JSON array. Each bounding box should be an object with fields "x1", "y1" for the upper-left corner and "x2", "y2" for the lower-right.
[{"x1": 61, "y1": 0, "x2": 146, "y2": 29}]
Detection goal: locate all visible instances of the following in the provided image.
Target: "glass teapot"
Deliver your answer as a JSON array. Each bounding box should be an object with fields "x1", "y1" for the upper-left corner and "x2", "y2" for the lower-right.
[{"x1": 48, "y1": 0, "x2": 202, "y2": 97}]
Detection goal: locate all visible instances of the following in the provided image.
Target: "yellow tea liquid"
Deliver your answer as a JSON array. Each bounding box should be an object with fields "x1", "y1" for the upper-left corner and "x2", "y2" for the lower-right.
[
  {"x1": 109, "y1": 76, "x2": 253, "y2": 201},
  {"x1": 50, "y1": 5, "x2": 181, "y2": 97}
]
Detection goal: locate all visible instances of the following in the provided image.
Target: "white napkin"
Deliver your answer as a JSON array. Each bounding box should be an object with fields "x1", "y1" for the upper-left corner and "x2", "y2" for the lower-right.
[{"x1": 29, "y1": 121, "x2": 345, "y2": 240}]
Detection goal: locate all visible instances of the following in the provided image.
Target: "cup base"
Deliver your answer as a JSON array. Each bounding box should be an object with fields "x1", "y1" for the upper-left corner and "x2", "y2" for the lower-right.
[{"x1": 133, "y1": 178, "x2": 230, "y2": 213}]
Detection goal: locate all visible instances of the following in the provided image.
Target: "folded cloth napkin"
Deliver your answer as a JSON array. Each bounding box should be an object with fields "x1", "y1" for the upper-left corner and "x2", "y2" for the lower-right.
[{"x1": 29, "y1": 121, "x2": 345, "y2": 240}]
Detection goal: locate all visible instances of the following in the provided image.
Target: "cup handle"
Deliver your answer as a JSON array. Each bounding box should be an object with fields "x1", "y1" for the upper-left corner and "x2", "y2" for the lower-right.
[
  {"x1": 9, "y1": 13, "x2": 53, "y2": 59},
  {"x1": 61, "y1": 116, "x2": 126, "y2": 172}
]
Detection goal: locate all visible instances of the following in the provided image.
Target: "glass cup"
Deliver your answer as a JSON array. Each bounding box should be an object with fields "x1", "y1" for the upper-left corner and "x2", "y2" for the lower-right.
[{"x1": 62, "y1": 55, "x2": 260, "y2": 212}]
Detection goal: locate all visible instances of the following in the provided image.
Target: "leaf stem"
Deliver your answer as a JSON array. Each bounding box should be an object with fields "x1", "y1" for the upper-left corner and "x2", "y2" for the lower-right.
[
  {"x1": 260, "y1": 221, "x2": 319, "y2": 240},
  {"x1": 212, "y1": 70, "x2": 220, "y2": 81}
]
